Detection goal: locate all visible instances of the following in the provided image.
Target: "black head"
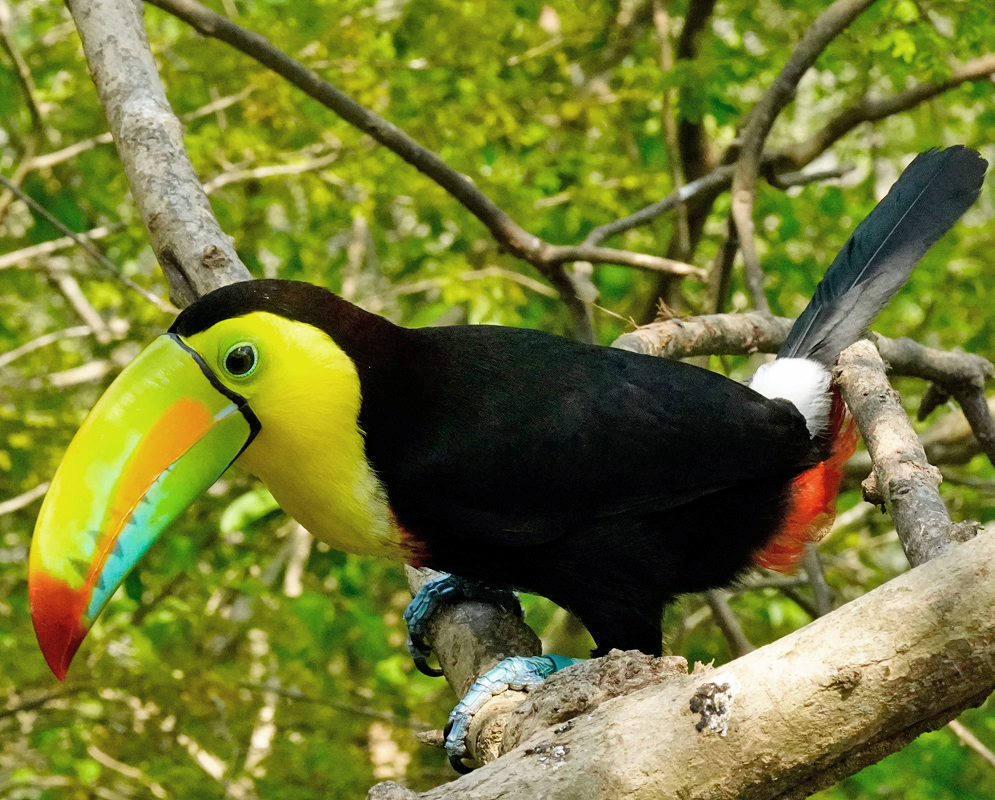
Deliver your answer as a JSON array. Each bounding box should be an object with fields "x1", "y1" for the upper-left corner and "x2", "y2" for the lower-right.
[{"x1": 169, "y1": 279, "x2": 405, "y2": 372}]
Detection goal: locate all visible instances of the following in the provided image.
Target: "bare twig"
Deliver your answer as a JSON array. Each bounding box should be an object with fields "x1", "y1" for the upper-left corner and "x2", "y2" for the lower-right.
[
  {"x1": 23, "y1": 87, "x2": 254, "y2": 174},
  {"x1": 652, "y1": 0, "x2": 689, "y2": 257},
  {"x1": 47, "y1": 257, "x2": 114, "y2": 344},
  {"x1": 236, "y1": 680, "x2": 432, "y2": 732},
  {"x1": 202, "y1": 148, "x2": 339, "y2": 194},
  {"x1": 0, "y1": 686, "x2": 87, "y2": 719},
  {"x1": 0, "y1": 0, "x2": 44, "y2": 129},
  {"x1": 709, "y1": 214, "x2": 739, "y2": 313},
  {"x1": 802, "y1": 545, "x2": 834, "y2": 617},
  {"x1": 394, "y1": 267, "x2": 559, "y2": 300},
  {"x1": 706, "y1": 589, "x2": 755, "y2": 656},
  {"x1": 583, "y1": 162, "x2": 853, "y2": 252},
  {"x1": 0, "y1": 482, "x2": 50, "y2": 516},
  {"x1": 781, "y1": 55, "x2": 995, "y2": 169},
  {"x1": 584, "y1": 166, "x2": 735, "y2": 248},
  {"x1": 947, "y1": 385, "x2": 995, "y2": 469},
  {"x1": 872, "y1": 334, "x2": 995, "y2": 469},
  {"x1": 0, "y1": 225, "x2": 121, "y2": 270},
  {"x1": 0, "y1": 325, "x2": 93, "y2": 369},
  {"x1": 26, "y1": 359, "x2": 114, "y2": 390},
  {"x1": 780, "y1": 586, "x2": 821, "y2": 620},
  {"x1": 87, "y1": 745, "x2": 168, "y2": 799},
  {"x1": 948, "y1": 719, "x2": 995, "y2": 770},
  {"x1": 0, "y1": 175, "x2": 176, "y2": 312},
  {"x1": 730, "y1": 0, "x2": 878, "y2": 310}
]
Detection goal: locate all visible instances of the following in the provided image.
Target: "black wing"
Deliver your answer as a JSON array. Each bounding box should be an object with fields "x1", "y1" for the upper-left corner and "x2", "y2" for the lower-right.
[{"x1": 357, "y1": 325, "x2": 816, "y2": 548}]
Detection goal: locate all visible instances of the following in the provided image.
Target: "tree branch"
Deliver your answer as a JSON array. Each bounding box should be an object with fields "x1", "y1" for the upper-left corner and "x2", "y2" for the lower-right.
[
  {"x1": 0, "y1": 0, "x2": 44, "y2": 130},
  {"x1": 0, "y1": 225, "x2": 119, "y2": 270},
  {"x1": 0, "y1": 174, "x2": 175, "y2": 312},
  {"x1": 613, "y1": 312, "x2": 995, "y2": 473},
  {"x1": 706, "y1": 589, "x2": 755, "y2": 656},
  {"x1": 835, "y1": 340, "x2": 961, "y2": 565},
  {"x1": 730, "y1": 0, "x2": 878, "y2": 311},
  {"x1": 0, "y1": 482, "x2": 50, "y2": 516},
  {"x1": 780, "y1": 54, "x2": 995, "y2": 168},
  {"x1": 201, "y1": 147, "x2": 340, "y2": 194},
  {"x1": 65, "y1": 0, "x2": 250, "y2": 306},
  {"x1": 948, "y1": 719, "x2": 995, "y2": 770},
  {"x1": 142, "y1": 0, "x2": 700, "y2": 342},
  {"x1": 371, "y1": 526, "x2": 995, "y2": 799},
  {"x1": 583, "y1": 162, "x2": 852, "y2": 254}
]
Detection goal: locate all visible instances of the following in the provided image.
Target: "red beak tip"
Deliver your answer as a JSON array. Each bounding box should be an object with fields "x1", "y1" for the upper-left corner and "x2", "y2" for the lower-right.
[
  {"x1": 29, "y1": 572, "x2": 89, "y2": 681},
  {"x1": 35, "y1": 621, "x2": 87, "y2": 682}
]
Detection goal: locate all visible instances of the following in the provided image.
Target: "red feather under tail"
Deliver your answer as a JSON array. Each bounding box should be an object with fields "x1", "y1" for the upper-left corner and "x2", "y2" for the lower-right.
[{"x1": 752, "y1": 390, "x2": 858, "y2": 573}]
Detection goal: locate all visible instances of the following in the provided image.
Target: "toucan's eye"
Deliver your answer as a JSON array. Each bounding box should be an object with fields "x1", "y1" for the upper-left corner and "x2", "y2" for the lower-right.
[{"x1": 223, "y1": 343, "x2": 258, "y2": 377}]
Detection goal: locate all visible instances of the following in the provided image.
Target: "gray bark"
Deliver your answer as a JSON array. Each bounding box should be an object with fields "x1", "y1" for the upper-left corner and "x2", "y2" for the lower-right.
[
  {"x1": 65, "y1": 0, "x2": 250, "y2": 307},
  {"x1": 373, "y1": 526, "x2": 995, "y2": 800}
]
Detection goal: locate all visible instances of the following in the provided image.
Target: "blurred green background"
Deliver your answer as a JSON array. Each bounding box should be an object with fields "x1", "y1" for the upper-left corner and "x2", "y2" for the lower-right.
[{"x1": 2, "y1": 0, "x2": 995, "y2": 796}]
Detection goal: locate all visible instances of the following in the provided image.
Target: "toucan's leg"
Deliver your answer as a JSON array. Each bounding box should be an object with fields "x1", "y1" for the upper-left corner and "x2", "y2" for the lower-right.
[
  {"x1": 444, "y1": 654, "x2": 578, "y2": 773},
  {"x1": 403, "y1": 573, "x2": 523, "y2": 677}
]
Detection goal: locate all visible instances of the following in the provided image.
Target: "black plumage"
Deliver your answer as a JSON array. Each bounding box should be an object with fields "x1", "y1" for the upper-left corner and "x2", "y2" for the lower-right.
[
  {"x1": 780, "y1": 146, "x2": 986, "y2": 364},
  {"x1": 174, "y1": 146, "x2": 987, "y2": 657}
]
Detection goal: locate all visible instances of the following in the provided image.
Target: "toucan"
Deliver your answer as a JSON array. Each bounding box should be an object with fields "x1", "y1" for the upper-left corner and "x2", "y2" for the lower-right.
[{"x1": 27, "y1": 147, "x2": 986, "y2": 757}]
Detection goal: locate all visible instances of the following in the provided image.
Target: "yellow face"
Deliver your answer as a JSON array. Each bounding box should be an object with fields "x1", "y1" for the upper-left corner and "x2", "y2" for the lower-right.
[{"x1": 182, "y1": 312, "x2": 399, "y2": 557}]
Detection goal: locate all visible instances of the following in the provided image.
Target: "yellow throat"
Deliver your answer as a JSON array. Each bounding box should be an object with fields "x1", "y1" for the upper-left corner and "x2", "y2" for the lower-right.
[{"x1": 183, "y1": 312, "x2": 401, "y2": 558}]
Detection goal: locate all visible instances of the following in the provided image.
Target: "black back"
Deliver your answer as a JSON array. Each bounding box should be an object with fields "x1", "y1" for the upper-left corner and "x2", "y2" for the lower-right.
[{"x1": 173, "y1": 281, "x2": 820, "y2": 654}]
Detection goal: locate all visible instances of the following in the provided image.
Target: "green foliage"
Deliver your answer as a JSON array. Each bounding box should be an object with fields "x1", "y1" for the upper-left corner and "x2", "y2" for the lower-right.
[{"x1": 2, "y1": 0, "x2": 995, "y2": 796}]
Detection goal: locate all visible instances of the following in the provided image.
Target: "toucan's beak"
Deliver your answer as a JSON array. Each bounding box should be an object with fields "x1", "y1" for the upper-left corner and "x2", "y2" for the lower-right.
[{"x1": 28, "y1": 333, "x2": 259, "y2": 680}]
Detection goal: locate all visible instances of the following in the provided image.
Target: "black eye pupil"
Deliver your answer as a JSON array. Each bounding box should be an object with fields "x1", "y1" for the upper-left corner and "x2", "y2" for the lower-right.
[{"x1": 225, "y1": 345, "x2": 255, "y2": 376}]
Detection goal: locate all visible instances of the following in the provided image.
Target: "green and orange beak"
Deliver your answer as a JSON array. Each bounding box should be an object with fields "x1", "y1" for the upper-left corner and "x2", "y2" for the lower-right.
[{"x1": 28, "y1": 334, "x2": 259, "y2": 680}]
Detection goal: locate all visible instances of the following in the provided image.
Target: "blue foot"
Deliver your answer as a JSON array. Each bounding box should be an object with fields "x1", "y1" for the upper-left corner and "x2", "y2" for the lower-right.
[
  {"x1": 403, "y1": 574, "x2": 523, "y2": 677},
  {"x1": 444, "y1": 654, "x2": 577, "y2": 773}
]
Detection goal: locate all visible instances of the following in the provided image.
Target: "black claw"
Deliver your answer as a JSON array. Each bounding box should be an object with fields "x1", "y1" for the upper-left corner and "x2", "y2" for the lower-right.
[
  {"x1": 449, "y1": 754, "x2": 473, "y2": 775},
  {"x1": 412, "y1": 652, "x2": 444, "y2": 678}
]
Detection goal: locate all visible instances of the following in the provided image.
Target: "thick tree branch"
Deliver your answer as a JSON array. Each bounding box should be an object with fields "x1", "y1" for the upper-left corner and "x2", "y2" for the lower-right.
[
  {"x1": 372, "y1": 526, "x2": 995, "y2": 799},
  {"x1": 65, "y1": 0, "x2": 250, "y2": 307},
  {"x1": 404, "y1": 567, "x2": 543, "y2": 768},
  {"x1": 730, "y1": 0, "x2": 878, "y2": 310}
]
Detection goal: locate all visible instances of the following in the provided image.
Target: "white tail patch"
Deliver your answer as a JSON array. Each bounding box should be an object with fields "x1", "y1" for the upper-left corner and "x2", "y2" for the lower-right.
[{"x1": 749, "y1": 358, "x2": 832, "y2": 438}]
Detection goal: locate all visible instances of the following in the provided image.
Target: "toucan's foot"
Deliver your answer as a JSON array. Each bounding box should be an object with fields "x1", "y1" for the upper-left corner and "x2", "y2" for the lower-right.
[
  {"x1": 444, "y1": 654, "x2": 577, "y2": 773},
  {"x1": 403, "y1": 574, "x2": 523, "y2": 677}
]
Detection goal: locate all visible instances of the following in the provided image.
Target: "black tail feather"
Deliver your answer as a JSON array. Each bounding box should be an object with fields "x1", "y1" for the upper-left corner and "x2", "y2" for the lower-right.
[{"x1": 779, "y1": 146, "x2": 987, "y2": 364}]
